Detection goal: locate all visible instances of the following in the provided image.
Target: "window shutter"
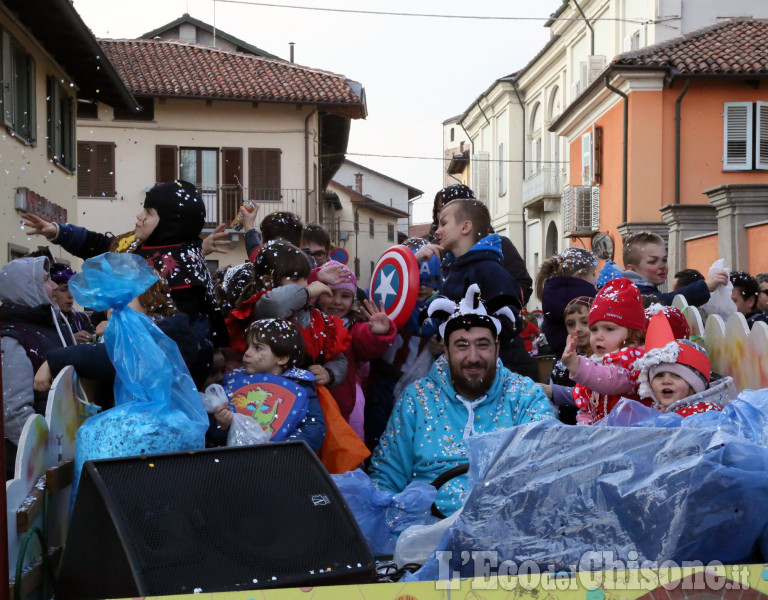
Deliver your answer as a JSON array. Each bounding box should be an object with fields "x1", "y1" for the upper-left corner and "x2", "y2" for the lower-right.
[
  {"x1": 2, "y1": 31, "x2": 14, "y2": 128},
  {"x1": 472, "y1": 150, "x2": 489, "y2": 203},
  {"x1": 46, "y1": 76, "x2": 55, "y2": 159},
  {"x1": 95, "y1": 142, "x2": 115, "y2": 196},
  {"x1": 249, "y1": 148, "x2": 281, "y2": 201},
  {"x1": 723, "y1": 102, "x2": 752, "y2": 171},
  {"x1": 156, "y1": 145, "x2": 177, "y2": 183},
  {"x1": 26, "y1": 54, "x2": 35, "y2": 146},
  {"x1": 581, "y1": 131, "x2": 593, "y2": 185},
  {"x1": 757, "y1": 101, "x2": 768, "y2": 170},
  {"x1": 77, "y1": 142, "x2": 93, "y2": 197}
]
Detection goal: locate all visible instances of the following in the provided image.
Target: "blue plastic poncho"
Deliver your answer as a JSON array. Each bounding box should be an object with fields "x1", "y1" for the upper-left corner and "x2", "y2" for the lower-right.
[
  {"x1": 68, "y1": 253, "x2": 208, "y2": 503},
  {"x1": 410, "y1": 390, "x2": 768, "y2": 581}
]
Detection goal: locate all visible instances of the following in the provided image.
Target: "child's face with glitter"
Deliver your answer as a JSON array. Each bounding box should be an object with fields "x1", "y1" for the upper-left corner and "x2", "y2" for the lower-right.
[
  {"x1": 242, "y1": 340, "x2": 288, "y2": 375},
  {"x1": 651, "y1": 370, "x2": 694, "y2": 407}
]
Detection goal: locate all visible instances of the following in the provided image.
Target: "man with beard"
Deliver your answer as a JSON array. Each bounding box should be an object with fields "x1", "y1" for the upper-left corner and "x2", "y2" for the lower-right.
[{"x1": 368, "y1": 285, "x2": 554, "y2": 516}]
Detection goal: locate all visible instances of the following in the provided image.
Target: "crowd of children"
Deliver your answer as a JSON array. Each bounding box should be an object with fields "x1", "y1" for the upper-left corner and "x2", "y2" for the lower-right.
[{"x1": 3, "y1": 180, "x2": 759, "y2": 483}]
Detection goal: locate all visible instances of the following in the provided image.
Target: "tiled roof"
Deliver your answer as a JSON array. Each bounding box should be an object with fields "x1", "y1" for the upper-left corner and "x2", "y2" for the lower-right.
[
  {"x1": 98, "y1": 39, "x2": 365, "y2": 113},
  {"x1": 612, "y1": 19, "x2": 768, "y2": 75},
  {"x1": 328, "y1": 181, "x2": 409, "y2": 219}
]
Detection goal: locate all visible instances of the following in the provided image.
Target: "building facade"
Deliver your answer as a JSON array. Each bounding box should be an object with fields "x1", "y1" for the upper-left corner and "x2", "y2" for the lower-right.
[
  {"x1": 75, "y1": 17, "x2": 366, "y2": 270},
  {"x1": 1, "y1": 0, "x2": 135, "y2": 265}
]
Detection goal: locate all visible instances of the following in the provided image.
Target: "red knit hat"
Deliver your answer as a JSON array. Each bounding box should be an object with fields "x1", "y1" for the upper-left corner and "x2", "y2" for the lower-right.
[
  {"x1": 589, "y1": 277, "x2": 647, "y2": 331},
  {"x1": 644, "y1": 303, "x2": 690, "y2": 340}
]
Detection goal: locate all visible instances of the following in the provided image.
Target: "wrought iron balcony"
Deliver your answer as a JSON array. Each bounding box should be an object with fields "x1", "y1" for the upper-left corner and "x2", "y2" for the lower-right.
[{"x1": 200, "y1": 186, "x2": 307, "y2": 229}]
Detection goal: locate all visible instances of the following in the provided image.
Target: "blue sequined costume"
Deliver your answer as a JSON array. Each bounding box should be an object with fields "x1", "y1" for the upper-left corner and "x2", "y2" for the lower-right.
[{"x1": 369, "y1": 354, "x2": 555, "y2": 515}]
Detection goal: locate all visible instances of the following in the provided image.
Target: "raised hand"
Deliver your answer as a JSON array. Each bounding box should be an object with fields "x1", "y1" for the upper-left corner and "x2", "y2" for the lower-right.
[
  {"x1": 241, "y1": 204, "x2": 259, "y2": 231},
  {"x1": 21, "y1": 213, "x2": 58, "y2": 240},
  {"x1": 360, "y1": 299, "x2": 391, "y2": 335},
  {"x1": 202, "y1": 223, "x2": 230, "y2": 255},
  {"x1": 414, "y1": 243, "x2": 444, "y2": 263},
  {"x1": 317, "y1": 263, "x2": 352, "y2": 286},
  {"x1": 560, "y1": 332, "x2": 581, "y2": 373}
]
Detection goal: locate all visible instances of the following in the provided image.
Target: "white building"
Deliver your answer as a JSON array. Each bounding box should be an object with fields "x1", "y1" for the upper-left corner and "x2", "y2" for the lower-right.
[
  {"x1": 451, "y1": 0, "x2": 768, "y2": 304},
  {"x1": 333, "y1": 160, "x2": 422, "y2": 237}
]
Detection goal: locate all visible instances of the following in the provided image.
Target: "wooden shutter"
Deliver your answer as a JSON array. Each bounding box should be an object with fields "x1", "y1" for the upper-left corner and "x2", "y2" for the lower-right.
[
  {"x1": 249, "y1": 148, "x2": 281, "y2": 201},
  {"x1": 2, "y1": 31, "x2": 14, "y2": 129},
  {"x1": 95, "y1": 142, "x2": 115, "y2": 196},
  {"x1": 757, "y1": 101, "x2": 768, "y2": 171},
  {"x1": 26, "y1": 54, "x2": 35, "y2": 145},
  {"x1": 723, "y1": 102, "x2": 752, "y2": 171},
  {"x1": 222, "y1": 147, "x2": 242, "y2": 186},
  {"x1": 156, "y1": 145, "x2": 178, "y2": 183},
  {"x1": 77, "y1": 142, "x2": 93, "y2": 197},
  {"x1": 46, "y1": 76, "x2": 55, "y2": 159}
]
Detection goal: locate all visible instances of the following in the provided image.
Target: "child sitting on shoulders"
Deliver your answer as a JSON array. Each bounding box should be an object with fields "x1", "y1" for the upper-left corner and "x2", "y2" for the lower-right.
[
  {"x1": 561, "y1": 277, "x2": 649, "y2": 425},
  {"x1": 635, "y1": 312, "x2": 736, "y2": 417},
  {"x1": 212, "y1": 319, "x2": 326, "y2": 451}
]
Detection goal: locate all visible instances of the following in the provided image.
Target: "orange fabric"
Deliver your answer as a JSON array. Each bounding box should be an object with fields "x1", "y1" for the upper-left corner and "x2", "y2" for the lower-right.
[{"x1": 316, "y1": 385, "x2": 370, "y2": 474}]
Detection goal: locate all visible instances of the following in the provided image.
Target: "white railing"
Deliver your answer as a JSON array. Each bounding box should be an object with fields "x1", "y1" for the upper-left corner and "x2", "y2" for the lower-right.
[{"x1": 522, "y1": 168, "x2": 561, "y2": 205}]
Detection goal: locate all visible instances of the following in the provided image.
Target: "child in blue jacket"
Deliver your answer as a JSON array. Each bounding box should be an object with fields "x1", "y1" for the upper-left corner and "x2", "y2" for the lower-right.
[{"x1": 210, "y1": 318, "x2": 325, "y2": 451}]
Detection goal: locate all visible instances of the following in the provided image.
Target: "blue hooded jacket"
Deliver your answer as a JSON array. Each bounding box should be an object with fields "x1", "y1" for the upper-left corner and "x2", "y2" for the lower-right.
[{"x1": 369, "y1": 354, "x2": 555, "y2": 514}]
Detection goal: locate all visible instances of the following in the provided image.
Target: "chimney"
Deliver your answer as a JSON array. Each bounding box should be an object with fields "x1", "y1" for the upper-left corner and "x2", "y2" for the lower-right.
[
  {"x1": 354, "y1": 173, "x2": 363, "y2": 194},
  {"x1": 289, "y1": 42, "x2": 295, "y2": 63}
]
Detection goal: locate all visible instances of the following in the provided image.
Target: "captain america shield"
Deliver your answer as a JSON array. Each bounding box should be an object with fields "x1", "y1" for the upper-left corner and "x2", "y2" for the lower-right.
[{"x1": 369, "y1": 245, "x2": 420, "y2": 328}]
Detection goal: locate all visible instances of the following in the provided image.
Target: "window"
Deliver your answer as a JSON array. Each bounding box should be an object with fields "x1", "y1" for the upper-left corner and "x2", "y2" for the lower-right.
[
  {"x1": 181, "y1": 147, "x2": 218, "y2": 222},
  {"x1": 48, "y1": 77, "x2": 75, "y2": 171},
  {"x1": 387, "y1": 223, "x2": 394, "y2": 242},
  {"x1": 77, "y1": 142, "x2": 115, "y2": 197},
  {"x1": 77, "y1": 99, "x2": 98, "y2": 119},
  {"x1": 723, "y1": 102, "x2": 768, "y2": 171},
  {"x1": 1, "y1": 29, "x2": 36, "y2": 144},
  {"x1": 354, "y1": 257, "x2": 360, "y2": 279},
  {"x1": 369, "y1": 218, "x2": 375, "y2": 238},
  {"x1": 249, "y1": 148, "x2": 281, "y2": 201},
  {"x1": 113, "y1": 97, "x2": 154, "y2": 121},
  {"x1": 450, "y1": 127, "x2": 455, "y2": 142},
  {"x1": 354, "y1": 211, "x2": 359, "y2": 233},
  {"x1": 497, "y1": 142, "x2": 506, "y2": 196},
  {"x1": 370, "y1": 261, "x2": 375, "y2": 276}
]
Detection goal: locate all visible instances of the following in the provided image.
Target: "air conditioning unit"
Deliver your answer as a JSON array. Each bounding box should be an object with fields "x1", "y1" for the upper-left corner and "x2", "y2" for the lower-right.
[{"x1": 563, "y1": 185, "x2": 600, "y2": 234}]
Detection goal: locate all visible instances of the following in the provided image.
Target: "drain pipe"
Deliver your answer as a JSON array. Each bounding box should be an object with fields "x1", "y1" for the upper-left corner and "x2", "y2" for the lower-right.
[
  {"x1": 511, "y1": 77, "x2": 528, "y2": 264},
  {"x1": 674, "y1": 79, "x2": 690, "y2": 205},
  {"x1": 305, "y1": 107, "x2": 317, "y2": 221},
  {"x1": 605, "y1": 76, "x2": 628, "y2": 223},
  {"x1": 573, "y1": 0, "x2": 595, "y2": 55}
]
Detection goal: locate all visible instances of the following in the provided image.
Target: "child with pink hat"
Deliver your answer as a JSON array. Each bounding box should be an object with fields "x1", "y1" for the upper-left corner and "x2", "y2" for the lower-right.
[{"x1": 311, "y1": 260, "x2": 396, "y2": 440}]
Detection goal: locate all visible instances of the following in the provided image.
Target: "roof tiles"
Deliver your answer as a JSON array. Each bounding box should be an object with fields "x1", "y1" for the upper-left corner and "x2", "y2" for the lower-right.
[
  {"x1": 612, "y1": 19, "x2": 768, "y2": 75},
  {"x1": 99, "y1": 39, "x2": 363, "y2": 107}
]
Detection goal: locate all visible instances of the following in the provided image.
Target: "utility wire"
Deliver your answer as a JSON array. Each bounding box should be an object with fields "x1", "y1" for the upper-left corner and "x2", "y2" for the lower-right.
[
  {"x1": 322, "y1": 151, "x2": 569, "y2": 165},
  {"x1": 214, "y1": 0, "x2": 651, "y2": 24}
]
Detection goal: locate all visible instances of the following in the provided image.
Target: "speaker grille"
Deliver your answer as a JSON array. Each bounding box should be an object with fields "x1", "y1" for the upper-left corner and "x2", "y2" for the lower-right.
[{"x1": 86, "y1": 443, "x2": 373, "y2": 595}]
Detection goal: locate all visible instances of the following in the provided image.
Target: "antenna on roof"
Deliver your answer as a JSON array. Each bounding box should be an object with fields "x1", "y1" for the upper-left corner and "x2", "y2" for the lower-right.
[{"x1": 212, "y1": 0, "x2": 217, "y2": 47}]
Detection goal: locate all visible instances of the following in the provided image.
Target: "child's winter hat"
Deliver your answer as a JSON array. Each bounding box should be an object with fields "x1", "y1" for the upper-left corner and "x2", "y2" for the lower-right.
[
  {"x1": 645, "y1": 303, "x2": 690, "y2": 340},
  {"x1": 635, "y1": 311, "x2": 711, "y2": 401},
  {"x1": 596, "y1": 260, "x2": 623, "y2": 290},
  {"x1": 143, "y1": 180, "x2": 205, "y2": 244},
  {"x1": 319, "y1": 260, "x2": 357, "y2": 294},
  {"x1": 50, "y1": 263, "x2": 76, "y2": 285},
  {"x1": 589, "y1": 277, "x2": 646, "y2": 331}
]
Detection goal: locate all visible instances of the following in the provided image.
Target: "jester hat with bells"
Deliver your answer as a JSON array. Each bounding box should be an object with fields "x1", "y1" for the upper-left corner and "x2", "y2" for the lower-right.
[
  {"x1": 635, "y1": 310, "x2": 711, "y2": 403},
  {"x1": 427, "y1": 283, "x2": 517, "y2": 342}
]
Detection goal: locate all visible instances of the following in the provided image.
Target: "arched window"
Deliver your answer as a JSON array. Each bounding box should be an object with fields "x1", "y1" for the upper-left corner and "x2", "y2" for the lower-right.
[{"x1": 529, "y1": 102, "x2": 542, "y2": 176}]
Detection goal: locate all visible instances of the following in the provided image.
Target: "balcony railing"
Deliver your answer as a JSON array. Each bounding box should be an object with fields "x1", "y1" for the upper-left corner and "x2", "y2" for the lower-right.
[
  {"x1": 201, "y1": 186, "x2": 307, "y2": 229},
  {"x1": 522, "y1": 168, "x2": 562, "y2": 205}
]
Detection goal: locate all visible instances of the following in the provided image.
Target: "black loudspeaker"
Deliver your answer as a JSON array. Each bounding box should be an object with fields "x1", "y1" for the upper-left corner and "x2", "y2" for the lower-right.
[{"x1": 56, "y1": 442, "x2": 375, "y2": 599}]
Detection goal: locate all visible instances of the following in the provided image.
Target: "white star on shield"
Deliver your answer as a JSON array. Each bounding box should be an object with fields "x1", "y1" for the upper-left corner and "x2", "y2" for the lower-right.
[{"x1": 375, "y1": 266, "x2": 397, "y2": 306}]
